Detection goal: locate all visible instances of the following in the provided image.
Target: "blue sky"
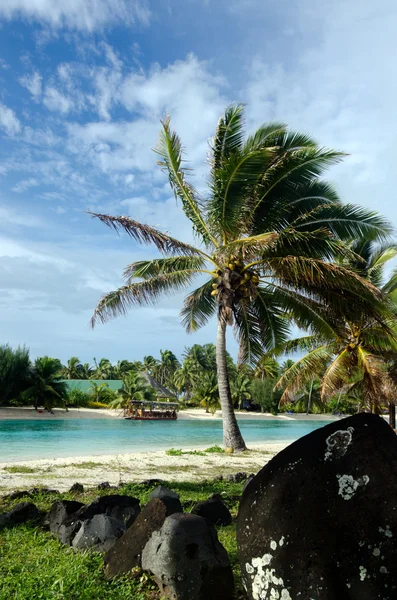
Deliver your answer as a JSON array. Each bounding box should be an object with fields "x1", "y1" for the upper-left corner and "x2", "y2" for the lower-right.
[{"x1": 0, "y1": 0, "x2": 396, "y2": 364}]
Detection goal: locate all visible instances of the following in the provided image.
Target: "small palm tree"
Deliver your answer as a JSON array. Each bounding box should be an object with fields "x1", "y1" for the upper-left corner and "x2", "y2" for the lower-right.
[
  {"x1": 254, "y1": 355, "x2": 280, "y2": 381},
  {"x1": 143, "y1": 355, "x2": 158, "y2": 375},
  {"x1": 23, "y1": 357, "x2": 67, "y2": 411},
  {"x1": 93, "y1": 358, "x2": 116, "y2": 380},
  {"x1": 90, "y1": 105, "x2": 390, "y2": 450},
  {"x1": 231, "y1": 370, "x2": 252, "y2": 410},
  {"x1": 276, "y1": 240, "x2": 397, "y2": 413},
  {"x1": 88, "y1": 381, "x2": 111, "y2": 403},
  {"x1": 109, "y1": 372, "x2": 156, "y2": 409},
  {"x1": 192, "y1": 371, "x2": 220, "y2": 414}
]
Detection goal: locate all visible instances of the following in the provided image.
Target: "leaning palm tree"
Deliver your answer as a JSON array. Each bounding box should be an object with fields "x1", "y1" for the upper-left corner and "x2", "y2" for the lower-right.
[
  {"x1": 90, "y1": 105, "x2": 390, "y2": 450},
  {"x1": 276, "y1": 239, "x2": 397, "y2": 413}
]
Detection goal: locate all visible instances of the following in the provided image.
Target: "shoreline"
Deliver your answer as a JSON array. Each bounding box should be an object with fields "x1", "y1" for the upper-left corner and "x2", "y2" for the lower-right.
[
  {"x1": 0, "y1": 441, "x2": 289, "y2": 492},
  {"x1": 0, "y1": 408, "x2": 341, "y2": 492},
  {"x1": 0, "y1": 406, "x2": 341, "y2": 422}
]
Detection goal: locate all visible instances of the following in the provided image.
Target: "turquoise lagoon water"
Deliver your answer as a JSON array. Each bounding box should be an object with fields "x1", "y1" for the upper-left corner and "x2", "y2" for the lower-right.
[{"x1": 0, "y1": 418, "x2": 333, "y2": 463}]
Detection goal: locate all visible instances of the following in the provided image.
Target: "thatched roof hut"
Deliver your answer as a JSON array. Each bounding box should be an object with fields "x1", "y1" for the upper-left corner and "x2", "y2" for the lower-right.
[{"x1": 141, "y1": 372, "x2": 177, "y2": 400}]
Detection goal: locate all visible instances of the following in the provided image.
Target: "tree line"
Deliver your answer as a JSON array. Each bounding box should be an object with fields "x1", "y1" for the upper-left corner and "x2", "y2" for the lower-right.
[{"x1": 0, "y1": 343, "x2": 372, "y2": 415}]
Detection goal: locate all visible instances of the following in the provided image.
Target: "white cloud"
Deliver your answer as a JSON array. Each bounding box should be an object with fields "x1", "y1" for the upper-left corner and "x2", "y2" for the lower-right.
[
  {"x1": 0, "y1": 0, "x2": 150, "y2": 32},
  {"x1": 12, "y1": 178, "x2": 40, "y2": 193},
  {"x1": 0, "y1": 206, "x2": 43, "y2": 228},
  {"x1": 43, "y1": 87, "x2": 72, "y2": 114},
  {"x1": 19, "y1": 71, "x2": 42, "y2": 99},
  {"x1": 0, "y1": 103, "x2": 21, "y2": 136}
]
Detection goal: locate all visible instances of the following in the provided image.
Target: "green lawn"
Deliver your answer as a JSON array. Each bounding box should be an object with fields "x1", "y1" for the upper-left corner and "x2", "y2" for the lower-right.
[{"x1": 0, "y1": 481, "x2": 245, "y2": 600}]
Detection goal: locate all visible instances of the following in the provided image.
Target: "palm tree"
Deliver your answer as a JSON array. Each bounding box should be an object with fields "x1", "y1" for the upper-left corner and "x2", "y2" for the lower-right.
[
  {"x1": 90, "y1": 105, "x2": 390, "y2": 450},
  {"x1": 0, "y1": 344, "x2": 31, "y2": 405},
  {"x1": 153, "y1": 349, "x2": 180, "y2": 387},
  {"x1": 254, "y1": 355, "x2": 279, "y2": 381},
  {"x1": 231, "y1": 369, "x2": 252, "y2": 410},
  {"x1": 93, "y1": 358, "x2": 116, "y2": 380},
  {"x1": 192, "y1": 371, "x2": 220, "y2": 414},
  {"x1": 109, "y1": 372, "x2": 156, "y2": 409},
  {"x1": 143, "y1": 355, "x2": 158, "y2": 375},
  {"x1": 115, "y1": 360, "x2": 136, "y2": 379},
  {"x1": 88, "y1": 381, "x2": 111, "y2": 403},
  {"x1": 173, "y1": 363, "x2": 194, "y2": 403},
  {"x1": 276, "y1": 240, "x2": 397, "y2": 414},
  {"x1": 62, "y1": 356, "x2": 84, "y2": 379},
  {"x1": 23, "y1": 357, "x2": 67, "y2": 411}
]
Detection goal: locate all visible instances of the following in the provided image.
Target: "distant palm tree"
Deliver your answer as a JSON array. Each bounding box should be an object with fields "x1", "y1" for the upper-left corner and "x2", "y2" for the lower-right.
[
  {"x1": 93, "y1": 358, "x2": 116, "y2": 380},
  {"x1": 153, "y1": 349, "x2": 180, "y2": 387},
  {"x1": 254, "y1": 355, "x2": 279, "y2": 381},
  {"x1": 90, "y1": 105, "x2": 390, "y2": 450},
  {"x1": 88, "y1": 381, "x2": 111, "y2": 403},
  {"x1": 62, "y1": 357, "x2": 84, "y2": 379},
  {"x1": 192, "y1": 371, "x2": 220, "y2": 414},
  {"x1": 109, "y1": 372, "x2": 156, "y2": 409},
  {"x1": 143, "y1": 355, "x2": 158, "y2": 375},
  {"x1": 23, "y1": 357, "x2": 67, "y2": 411},
  {"x1": 231, "y1": 370, "x2": 252, "y2": 410},
  {"x1": 276, "y1": 240, "x2": 397, "y2": 413}
]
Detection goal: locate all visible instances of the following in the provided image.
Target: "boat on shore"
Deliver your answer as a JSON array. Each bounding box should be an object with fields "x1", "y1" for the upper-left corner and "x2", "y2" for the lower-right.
[{"x1": 124, "y1": 400, "x2": 179, "y2": 420}]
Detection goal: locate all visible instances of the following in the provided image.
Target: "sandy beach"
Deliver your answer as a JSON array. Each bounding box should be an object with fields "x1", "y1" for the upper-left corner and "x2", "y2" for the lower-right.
[
  {"x1": 0, "y1": 407, "x2": 340, "y2": 492},
  {"x1": 0, "y1": 406, "x2": 339, "y2": 422}
]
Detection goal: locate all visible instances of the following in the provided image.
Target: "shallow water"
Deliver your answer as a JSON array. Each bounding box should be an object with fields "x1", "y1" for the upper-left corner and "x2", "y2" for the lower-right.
[{"x1": 0, "y1": 418, "x2": 333, "y2": 462}]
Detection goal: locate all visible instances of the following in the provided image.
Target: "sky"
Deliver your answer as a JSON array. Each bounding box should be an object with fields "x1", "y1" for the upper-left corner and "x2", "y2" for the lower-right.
[{"x1": 0, "y1": 0, "x2": 396, "y2": 365}]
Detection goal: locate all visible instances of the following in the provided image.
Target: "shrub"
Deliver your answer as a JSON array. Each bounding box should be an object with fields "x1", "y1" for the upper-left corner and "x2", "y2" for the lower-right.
[
  {"x1": 86, "y1": 401, "x2": 110, "y2": 409},
  {"x1": 65, "y1": 388, "x2": 91, "y2": 407}
]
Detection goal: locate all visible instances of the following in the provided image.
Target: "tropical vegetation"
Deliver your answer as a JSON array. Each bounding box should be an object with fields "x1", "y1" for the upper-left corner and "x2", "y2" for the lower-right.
[{"x1": 89, "y1": 105, "x2": 393, "y2": 449}]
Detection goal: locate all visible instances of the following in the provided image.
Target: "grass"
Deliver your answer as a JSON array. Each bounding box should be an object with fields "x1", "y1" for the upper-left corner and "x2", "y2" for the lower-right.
[
  {"x1": 3, "y1": 466, "x2": 37, "y2": 474},
  {"x1": 165, "y1": 448, "x2": 206, "y2": 456},
  {"x1": 67, "y1": 462, "x2": 107, "y2": 469},
  {"x1": 0, "y1": 479, "x2": 245, "y2": 599}
]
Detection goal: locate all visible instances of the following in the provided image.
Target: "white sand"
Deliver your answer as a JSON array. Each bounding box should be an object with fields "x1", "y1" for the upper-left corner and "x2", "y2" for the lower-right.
[
  {"x1": 0, "y1": 406, "x2": 340, "y2": 422},
  {"x1": 0, "y1": 442, "x2": 289, "y2": 492},
  {"x1": 0, "y1": 407, "x2": 340, "y2": 492}
]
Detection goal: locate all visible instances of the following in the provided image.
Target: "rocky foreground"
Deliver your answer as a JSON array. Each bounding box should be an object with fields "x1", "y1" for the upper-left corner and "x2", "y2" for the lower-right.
[{"x1": 1, "y1": 413, "x2": 397, "y2": 599}]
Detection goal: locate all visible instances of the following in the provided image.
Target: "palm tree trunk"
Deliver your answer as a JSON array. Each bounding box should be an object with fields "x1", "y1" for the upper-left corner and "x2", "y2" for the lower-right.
[
  {"x1": 216, "y1": 317, "x2": 247, "y2": 451},
  {"x1": 306, "y1": 378, "x2": 314, "y2": 415},
  {"x1": 389, "y1": 402, "x2": 396, "y2": 429}
]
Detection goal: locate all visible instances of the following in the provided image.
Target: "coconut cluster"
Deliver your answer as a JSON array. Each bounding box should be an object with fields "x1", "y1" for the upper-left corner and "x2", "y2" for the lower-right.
[{"x1": 211, "y1": 257, "x2": 260, "y2": 302}]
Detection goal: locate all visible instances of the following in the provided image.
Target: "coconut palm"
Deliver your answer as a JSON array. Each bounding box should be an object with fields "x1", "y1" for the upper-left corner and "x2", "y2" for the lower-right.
[
  {"x1": 62, "y1": 356, "x2": 84, "y2": 379},
  {"x1": 192, "y1": 371, "x2": 220, "y2": 414},
  {"x1": 276, "y1": 240, "x2": 397, "y2": 414},
  {"x1": 88, "y1": 381, "x2": 112, "y2": 403},
  {"x1": 23, "y1": 357, "x2": 67, "y2": 411},
  {"x1": 143, "y1": 355, "x2": 158, "y2": 374},
  {"x1": 0, "y1": 344, "x2": 30, "y2": 405},
  {"x1": 109, "y1": 372, "x2": 155, "y2": 409},
  {"x1": 90, "y1": 105, "x2": 390, "y2": 450},
  {"x1": 231, "y1": 370, "x2": 252, "y2": 410},
  {"x1": 254, "y1": 355, "x2": 280, "y2": 381},
  {"x1": 153, "y1": 349, "x2": 180, "y2": 388},
  {"x1": 93, "y1": 358, "x2": 116, "y2": 380}
]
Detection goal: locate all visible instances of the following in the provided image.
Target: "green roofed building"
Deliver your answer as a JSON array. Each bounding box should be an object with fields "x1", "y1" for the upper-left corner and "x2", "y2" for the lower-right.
[{"x1": 62, "y1": 380, "x2": 123, "y2": 393}]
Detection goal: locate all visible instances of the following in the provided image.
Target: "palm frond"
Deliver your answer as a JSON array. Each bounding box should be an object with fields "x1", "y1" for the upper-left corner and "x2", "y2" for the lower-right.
[
  {"x1": 273, "y1": 335, "x2": 330, "y2": 357},
  {"x1": 211, "y1": 104, "x2": 245, "y2": 169},
  {"x1": 208, "y1": 147, "x2": 276, "y2": 239},
  {"x1": 321, "y1": 349, "x2": 353, "y2": 400},
  {"x1": 154, "y1": 118, "x2": 217, "y2": 246},
  {"x1": 293, "y1": 203, "x2": 393, "y2": 242},
  {"x1": 267, "y1": 255, "x2": 381, "y2": 300},
  {"x1": 243, "y1": 122, "x2": 286, "y2": 153},
  {"x1": 89, "y1": 212, "x2": 200, "y2": 256},
  {"x1": 91, "y1": 270, "x2": 198, "y2": 327},
  {"x1": 234, "y1": 287, "x2": 290, "y2": 365},
  {"x1": 276, "y1": 344, "x2": 335, "y2": 404},
  {"x1": 180, "y1": 279, "x2": 217, "y2": 333},
  {"x1": 249, "y1": 147, "x2": 345, "y2": 223},
  {"x1": 269, "y1": 284, "x2": 337, "y2": 338},
  {"x1": 124, "y1": 256, "x2": 207, "y2": 281}
]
